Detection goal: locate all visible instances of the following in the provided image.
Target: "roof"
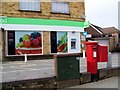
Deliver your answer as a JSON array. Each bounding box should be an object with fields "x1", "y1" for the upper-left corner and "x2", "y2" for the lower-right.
[
  {"x1": 85, "y1": 24, "x2": 103, "y2": 36},
  {"x1": 100, "y1": 27, "x2": 120, "y2": 35},
  {"x1": 85, "y1": 24, "x2": 120, "y2": 36}
]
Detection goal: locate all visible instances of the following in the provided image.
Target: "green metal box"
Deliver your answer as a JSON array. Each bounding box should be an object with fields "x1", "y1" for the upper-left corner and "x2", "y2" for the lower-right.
[{"x1": 54, "y1": 54, "x2": 80, "y2": 81}]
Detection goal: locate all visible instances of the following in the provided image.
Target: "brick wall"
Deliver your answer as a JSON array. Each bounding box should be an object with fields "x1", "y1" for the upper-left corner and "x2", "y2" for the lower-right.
[
  {"x1": 1, "y1": 2, "x2": 85, "y2": 21},
  {"x1": 43, "y1": 31, "x2": 50, "y2": 54}
]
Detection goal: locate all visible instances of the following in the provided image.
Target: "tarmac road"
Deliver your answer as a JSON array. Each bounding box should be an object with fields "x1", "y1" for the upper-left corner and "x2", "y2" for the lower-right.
[
  {"x1": 1, "y1": 59, "x2": 54, "y2": 83},
  {"x1": 0, "y1": 52, "x2": 119, "y2": 83}
]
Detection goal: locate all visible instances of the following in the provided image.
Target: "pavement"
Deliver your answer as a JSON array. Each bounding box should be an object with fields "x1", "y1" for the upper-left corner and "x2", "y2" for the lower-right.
[
  {"x1": 0, "y1": 52, "x2": 119, "y2": 83},
  {"x1": 69, "y1": 76, "x2": 119, "y2": 88}
]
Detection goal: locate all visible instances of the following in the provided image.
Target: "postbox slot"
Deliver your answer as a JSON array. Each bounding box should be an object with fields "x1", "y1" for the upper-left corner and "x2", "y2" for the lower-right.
[
  {"x1": 93, "y1": 51, "x2": 97, "y2": 58},
  {"x1": 92, "y1": 46, "x2": 97, "y2": 49}
]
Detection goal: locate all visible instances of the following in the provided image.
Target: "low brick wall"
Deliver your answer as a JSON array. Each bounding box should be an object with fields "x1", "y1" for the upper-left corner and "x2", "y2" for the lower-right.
[
  {"x1": 4, "y1": 54, "x2": 54, "y2": 61},
  {"x1": 80, "y1": 72, "x2": 91, "y2": 84},
  {"x1": 98, "y1": 67, "x2": 120, "y2": 80},
  {"x1": 2, "y1": 67, "x2": 120, "y2": 89},
  {"x1": 2, "y1": 77, "x2": 56, "y2": 89}
]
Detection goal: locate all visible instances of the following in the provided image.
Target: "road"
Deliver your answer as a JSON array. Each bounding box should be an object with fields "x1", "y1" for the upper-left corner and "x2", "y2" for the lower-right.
[
  {"x1": 1, "y1": 59, "x2": 54, "y2": 83},
  {"x1": 0, "y1": 52, "x2": 119, "y2": 83},
  {"x1": 69, "y1": 76, "x2": 119, "y2": 88}
]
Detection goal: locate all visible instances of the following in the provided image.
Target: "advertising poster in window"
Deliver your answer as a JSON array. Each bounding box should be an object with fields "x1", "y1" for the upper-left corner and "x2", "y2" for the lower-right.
[
  {"x1": 15, "y1": 31, "x2": 42, "y2": 55},
  {"x1": 57, "y1": 32, "x2": 68, "y2": 53}
]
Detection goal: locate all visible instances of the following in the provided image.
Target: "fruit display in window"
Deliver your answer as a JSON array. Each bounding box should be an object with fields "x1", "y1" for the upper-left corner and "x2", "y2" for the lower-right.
[
  {"x1": 16, "y1": 32, "x2": 42, "y2": 55},
  {"x1": 23, "y1": 40, "x2": 32, "y2": 48},
  {"x1": 22, "y1": 34, "x2": 31, "y2": 41},
  {"x1": 32, "y1": 38, "x2": 40, "y2": 46}
]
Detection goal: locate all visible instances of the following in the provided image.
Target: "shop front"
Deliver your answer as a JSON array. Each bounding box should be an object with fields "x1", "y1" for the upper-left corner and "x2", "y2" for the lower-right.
[{"x1": 1, "y1": 17, "x2": 89, "y2": 57}]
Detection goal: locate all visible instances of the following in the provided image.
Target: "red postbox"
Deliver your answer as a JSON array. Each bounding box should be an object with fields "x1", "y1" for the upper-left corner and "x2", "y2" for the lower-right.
[
  {"x1": 97, "y1": 45, "x2": 108, "y2": 62},
  {"x1": 84, "y1": 42, "x2": 98, "y2": 74}
]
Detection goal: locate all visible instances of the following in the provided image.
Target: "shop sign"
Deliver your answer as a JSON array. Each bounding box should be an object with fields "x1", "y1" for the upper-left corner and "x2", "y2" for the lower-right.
[{"x1": 0, "y1": 16, "x2": 7, "y2": 24}]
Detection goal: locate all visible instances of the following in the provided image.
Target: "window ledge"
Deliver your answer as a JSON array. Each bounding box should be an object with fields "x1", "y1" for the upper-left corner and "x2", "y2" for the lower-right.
[
  {"x1": 51, "y1": 12, "x2": 70, "y2": 15},
  {"x1": 19, "y1": 10, "x2": 41, "y2": 13}
]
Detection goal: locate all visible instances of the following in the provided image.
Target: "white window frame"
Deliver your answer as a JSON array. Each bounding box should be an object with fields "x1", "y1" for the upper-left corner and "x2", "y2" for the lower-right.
[
  {"x1": 51, "y1": 1, "x2": 70, "y2": 14},
  {"x1": 19, "y1": 0, "x2": 40, "y2": 11}
]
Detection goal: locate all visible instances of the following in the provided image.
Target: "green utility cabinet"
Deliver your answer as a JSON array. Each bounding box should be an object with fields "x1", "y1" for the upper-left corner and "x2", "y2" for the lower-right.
[{"x1": 54, "y1": 54, "x2": 80, "y2": 81}]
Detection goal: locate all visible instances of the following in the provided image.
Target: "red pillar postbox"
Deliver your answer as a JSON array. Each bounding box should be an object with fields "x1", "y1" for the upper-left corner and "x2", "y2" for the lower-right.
[{"x1": 84, "y1": 42, "x2": 98, "y2": 74}]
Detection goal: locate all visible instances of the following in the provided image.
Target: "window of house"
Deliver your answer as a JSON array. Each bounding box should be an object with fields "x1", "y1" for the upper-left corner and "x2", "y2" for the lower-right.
[
  {"x1": 19, "y1": 0, "x2": 40, "y2": 11},
  {"x1": 51, "y1": 1, "x2": 69, "y2": 14}
]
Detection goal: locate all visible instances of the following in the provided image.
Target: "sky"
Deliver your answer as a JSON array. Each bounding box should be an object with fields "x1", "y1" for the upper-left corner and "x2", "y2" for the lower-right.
[{"x1": 85, "y1": 0, "x2": 119, "y2": 29}]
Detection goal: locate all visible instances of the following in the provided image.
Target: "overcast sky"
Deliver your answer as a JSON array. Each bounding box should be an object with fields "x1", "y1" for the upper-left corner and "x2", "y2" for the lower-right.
[{"x1": 85, "y1": 0, "x2": 119, "y2": 28}]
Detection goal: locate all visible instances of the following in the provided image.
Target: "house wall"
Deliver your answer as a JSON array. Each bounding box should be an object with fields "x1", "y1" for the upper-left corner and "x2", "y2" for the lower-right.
[
  {"x1": 112, "y1": 33, "x2": 119, "y2": 46},
  {"x1": 93, "y1": 37, "x2": 115, "y2": 52},
  {"x1": 109, "y1": 37, "x2": 115, "y2": 52},
  {"x1": 1, "y1": 1, "x2": 85, "y2": 60}
]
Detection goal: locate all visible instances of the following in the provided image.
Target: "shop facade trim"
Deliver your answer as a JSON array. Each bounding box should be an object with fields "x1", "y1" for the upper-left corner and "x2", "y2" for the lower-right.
[{"x1": 1, "y1": 17, "x2": 89, "y2": 31}]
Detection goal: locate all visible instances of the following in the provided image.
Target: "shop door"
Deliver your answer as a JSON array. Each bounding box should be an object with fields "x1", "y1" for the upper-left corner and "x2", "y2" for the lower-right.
[
  {"x1": 50, "y1": 31, "x2": 57, "y2": 53},
  {"x1": 8, "y1": 31, "x2": 15, "y2": 55}
]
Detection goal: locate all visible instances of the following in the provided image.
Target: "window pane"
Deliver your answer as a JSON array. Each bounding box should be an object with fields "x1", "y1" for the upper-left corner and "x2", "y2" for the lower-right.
[
  {"x1": 34, "y1": 0, "x2": 40, "y2": 11},
  {"x1": 15, "y1": 31, "x2": 43, "y2": 55},
  {"x1": 26, "y1": 0, "x2": 34, "y2": 11},
  {"x1": 57, "y1": 32, "x2": 68, "y2": 53},
  {"x1": 52, "y1": 2, "x2": 69, "y2": 14},
  {"x1": 19, "y1": 0, "x2": 26, "y2": 10},
  {"x1": 19, "y1": 0, "x2": 40, "y2": 11},
  {"x1": 63, "y1": 3, "x2": 69, "y2": 13}
]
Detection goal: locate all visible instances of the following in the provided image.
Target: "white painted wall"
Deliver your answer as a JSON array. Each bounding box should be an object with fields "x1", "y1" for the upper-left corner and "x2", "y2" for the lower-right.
[
  {"x1": 96, "y1": 40, "x2": 109, "y2": 46},
  {"x1": 68, "y1": 32, "x2": 81, "y2": 53}
]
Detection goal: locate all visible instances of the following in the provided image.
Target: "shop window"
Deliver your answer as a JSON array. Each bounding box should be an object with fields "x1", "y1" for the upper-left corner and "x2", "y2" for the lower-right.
[
  {"x1": 50, "y1": 31, "x2": 68, "y2": 53},
  {"x1": 51, "y1": 1, "x2": 69, "y2": 14},
  {"x1": 71, "y1": 39, "x2": 76, "y2": 49},
  {"x1": 7, "y1": 31, "x2": 43, "y2": 55},
  {"x1": 57, "y1": 32, "x2": 68, "y2": 53},
  {"x1": 19, "y1": 0, "x2": 40, "y2": 11}
]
